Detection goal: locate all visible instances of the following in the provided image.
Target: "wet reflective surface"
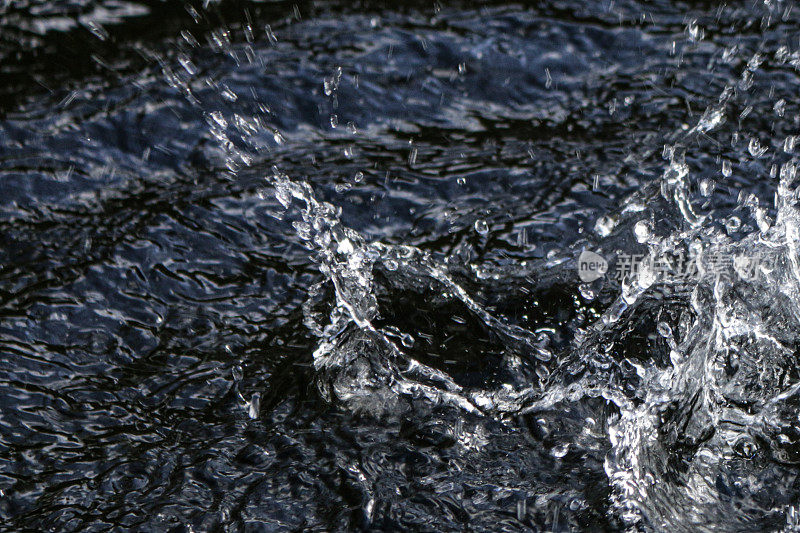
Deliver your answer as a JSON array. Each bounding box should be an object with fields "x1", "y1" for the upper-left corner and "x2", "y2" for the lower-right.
[{"x1": 4, "y1": 0, "x2": 800, "y2": 530}]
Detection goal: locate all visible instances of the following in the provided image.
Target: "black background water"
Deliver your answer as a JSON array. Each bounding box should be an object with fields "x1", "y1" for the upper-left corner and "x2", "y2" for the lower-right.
[{"x1": 1, "y1": 1, "x2": 798, "y2": 531}]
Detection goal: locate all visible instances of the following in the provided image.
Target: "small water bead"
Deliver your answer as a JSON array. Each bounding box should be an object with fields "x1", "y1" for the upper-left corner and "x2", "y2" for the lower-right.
[
  {"x1": 408, "y1": 147, "x2": 418, "y2": 166},
  {"x1": 579, "y1": 284, "x2": 596, "y2": 301},
  {"x1": 595, "y1": 214, "x2": 617, "y2": 237},
  {"x1": 323, "y1": 67, "x2": 342, "y2": 96},
  {"x1": 748, "y1": 138, "x2": 768, "y2": 158},
  {"x1": 657, "y1": 321, "x2": 673, "y2": 338},
  {"x1": 457, "y1": 176, "x2": 466, "y2": 186},
  {"x1": 247, "y1": 392, "x2": 261, "y2": 419},
  {"x1": 474, "y1": 219, "x2": 489, "y2": 235},
  {"x1": 699, "y1": 178, "x2": 715, "y2": 196},
  {"x1": 721, "y1": 160, "x2": 732, "y2": 177},
  {"x1": 264, "y1": 24, "x2": 278, "y2": 43},
  {"x1": 353, "y1": 171, "x2": 364, "y2": 183},
  {"x1": 221, "y1": 87, "x2": 238, "y2": 102},
  {"x1": 687, "y1": 20, "x2": 704, "y2": 41},
  {"x1": 739, "y1": 106, "x2": 752, "y2": 120},
  {"x1": 634, "y1": 220, "x2": 651, "y2": 243}
]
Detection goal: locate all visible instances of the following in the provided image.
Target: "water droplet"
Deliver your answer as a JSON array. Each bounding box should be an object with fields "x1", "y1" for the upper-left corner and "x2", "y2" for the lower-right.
[
  {"x1": 699, "y1": 178, "x2": 715, "y2": 196},
  {"x1": 748, "y1": 138, "x2": 767, "y2": 158},
  {"x1": 634, "y1": 220, "x2": 651, "y2": 243},
  {"x1": 264, "y1": 24, "x2": 278, "y2": 43},
  {"x1": 722, "y1": 160, "x2": 732, "y2": 177},
  {"x1": 657, "y1": 321, "x2": 673, "y2": 338},
  {"x1": 775, "y1": 99, "x2": 786, "y2": 117},
  {"x1": 474, "y1": 219, "x2": 489, "y2": 235},
  {"x1": 579, "y1": 284, "x2": 596, "y2": 301},
  {"x1": 687, "y1": 20, "x2": 704, "y2": 41},
  {"x1": 595, "y1": 215, "x2": 617, "y2": 237},
  {"x1": 85, "y1": 21, "x2": 109, "y2": 41},
  {"x1": 247, "y1": 392, "x2": 261, "y2": 419}
]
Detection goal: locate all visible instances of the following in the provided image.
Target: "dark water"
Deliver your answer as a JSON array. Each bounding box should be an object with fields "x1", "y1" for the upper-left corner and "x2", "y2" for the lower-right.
[{"x1": 3, "y1": 0, "x2": 800, "y2": 531}]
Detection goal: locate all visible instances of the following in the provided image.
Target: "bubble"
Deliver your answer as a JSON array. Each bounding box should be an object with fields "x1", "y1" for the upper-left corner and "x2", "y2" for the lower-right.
[
  {"x1": 400, "y1": 334, "x2": 415, "y2": 348},
  {"x1": 474, "y1": 219, "x2": 489, "y2": 235},
  {"x1": 725, "y1": 216, "x2": 741, "y2": 233}
]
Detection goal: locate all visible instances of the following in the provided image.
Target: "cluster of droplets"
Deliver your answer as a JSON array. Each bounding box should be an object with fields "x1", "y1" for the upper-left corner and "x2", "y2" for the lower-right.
[{"x1": 151, "y1": 0, "x2": 800, "y2": 528}]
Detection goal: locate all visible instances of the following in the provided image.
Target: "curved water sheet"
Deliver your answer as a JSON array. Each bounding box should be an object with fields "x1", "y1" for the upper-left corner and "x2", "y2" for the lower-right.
[{"x1": 4, "y1": 0, "x2": 800, "y2": 531}]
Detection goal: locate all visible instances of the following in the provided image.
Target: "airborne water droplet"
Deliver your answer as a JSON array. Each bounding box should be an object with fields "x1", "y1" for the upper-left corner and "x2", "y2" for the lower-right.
[
  {"x1": 247, "y1": 393, "x2": 260, "y2": 419},
  {"x1": 722, "y1": 160, "x2": 732, "y2": 177},
  {"x1": 748, "y1": 138, "x2": 767, "y2": 158},
  {"x1": 595, "y1": 215, "x2": 617, "y2": 237},
  {"x1": 700, "y1": 178, "x2": 715, "y2": 196},
  {"x1": 634, "y1": 220, "x2": 651, "y2": 243}
]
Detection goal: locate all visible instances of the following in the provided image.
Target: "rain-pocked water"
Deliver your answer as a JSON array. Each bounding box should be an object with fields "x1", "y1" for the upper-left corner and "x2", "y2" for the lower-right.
[{"x1": 5, "y1": 0, "x2": 800, "y2": 531}]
